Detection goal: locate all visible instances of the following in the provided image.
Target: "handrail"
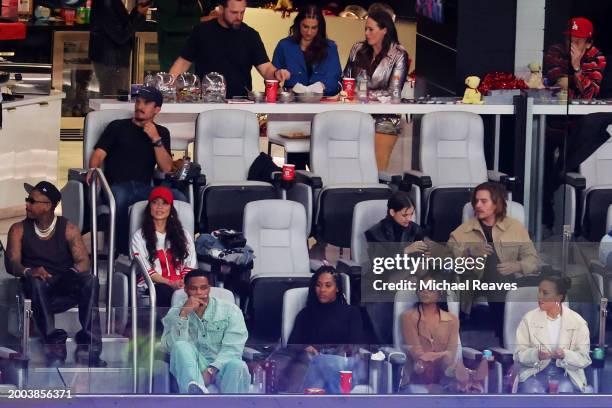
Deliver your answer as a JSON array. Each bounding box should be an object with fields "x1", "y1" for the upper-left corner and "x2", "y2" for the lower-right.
[
  {"x1": 90, "y1": 168, "x2": 116, "y2": 334},
  {"x1": 133, "y1": 256, "x2": 157, "y2": 394},
  {"x1": 21, "y1": 299, "x2": 31, "y2": 358},
  {"x1": 130, "y1": 261, "x2": 138, "y2": 393}
]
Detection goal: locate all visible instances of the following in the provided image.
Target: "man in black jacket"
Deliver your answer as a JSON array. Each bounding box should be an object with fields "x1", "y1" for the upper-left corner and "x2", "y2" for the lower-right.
[{"x1": 89, "y1": 0, "x2": 149, "y2": 97}]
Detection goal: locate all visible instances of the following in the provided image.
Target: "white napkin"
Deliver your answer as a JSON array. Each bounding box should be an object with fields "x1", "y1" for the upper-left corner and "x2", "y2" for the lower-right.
[{"x1": 293, "y1": 82, "x2": 324, "y2": 94}]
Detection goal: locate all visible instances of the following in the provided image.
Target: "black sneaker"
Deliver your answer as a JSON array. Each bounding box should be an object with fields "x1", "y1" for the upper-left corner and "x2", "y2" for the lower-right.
[
  {"x1": 45, "y1": 343, "x2": 67, "y2": 368},
  {"x1": 74, "y1": 346, "x2": 107, "y2": 368}
]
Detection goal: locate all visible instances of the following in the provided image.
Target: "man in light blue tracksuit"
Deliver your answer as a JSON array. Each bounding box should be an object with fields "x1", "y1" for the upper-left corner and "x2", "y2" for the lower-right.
[{"x1": 161, "y1": 270, "x2": 250, "y2": 394}]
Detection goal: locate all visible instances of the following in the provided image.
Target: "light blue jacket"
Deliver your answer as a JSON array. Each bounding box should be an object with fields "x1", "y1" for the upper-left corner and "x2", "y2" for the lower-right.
[
  {"x1": 161, "y1": 296, "x2": 247, "y2": 371},
  {"x1": 272, "y1": 37, "x2": 341, "y2": 96}
]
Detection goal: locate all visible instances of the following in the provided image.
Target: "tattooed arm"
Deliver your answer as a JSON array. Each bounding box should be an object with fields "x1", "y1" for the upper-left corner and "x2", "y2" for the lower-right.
[{"x1": 65, "y1": 221, "x2": 91, "y2": 273}]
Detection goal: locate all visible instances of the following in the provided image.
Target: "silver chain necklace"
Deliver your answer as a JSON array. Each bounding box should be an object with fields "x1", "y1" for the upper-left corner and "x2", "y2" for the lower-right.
[{"x1": 34, "y1": 216, "x2": 57, "y2": 238}]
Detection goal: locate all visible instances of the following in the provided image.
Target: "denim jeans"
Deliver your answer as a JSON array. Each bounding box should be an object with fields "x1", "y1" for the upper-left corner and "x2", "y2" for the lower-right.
[
  {"x1": 517, "y1": 364, "x2": 579, "y2": 393},
  {"x1": 110, "y1": 181, "x2": 187, "y2": 255},
  {"x1": 169, "y1": 340, "x2": 250, "y2": 394},
  {"x1": 302, "y1": 353, "x2": 364, "y2": 394}
]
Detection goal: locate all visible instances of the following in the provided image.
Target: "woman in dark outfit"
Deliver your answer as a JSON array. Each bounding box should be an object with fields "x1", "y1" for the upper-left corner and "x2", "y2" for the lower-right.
[
  {"x1": 275, "y1": 266, "x2": 365, "y2": 393},
  {"x1": 364, "y1": 191, "x2": 429, "y2": 345}
]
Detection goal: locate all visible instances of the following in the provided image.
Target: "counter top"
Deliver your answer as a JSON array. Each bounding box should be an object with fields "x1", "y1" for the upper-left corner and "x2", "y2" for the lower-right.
[
  {"x1": 2, "y1": 90, "x2": 65, "y2": 109},
  {"x1": 89, "y1": 98, "x2": 516, "y2": 115}
]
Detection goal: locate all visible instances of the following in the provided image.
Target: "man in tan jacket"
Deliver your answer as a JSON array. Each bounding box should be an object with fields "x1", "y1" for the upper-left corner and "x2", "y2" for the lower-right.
[{"x1": 448, "y1": 182, "x2": 540, "y2": 342}]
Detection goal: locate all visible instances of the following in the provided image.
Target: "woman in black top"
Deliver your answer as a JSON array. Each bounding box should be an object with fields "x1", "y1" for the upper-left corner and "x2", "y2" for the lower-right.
[
  {"x1": 365, "y1": 191, "x2": 428, "y2": 258},
  {"x1": 276, "y1": 266, "x2": 365, "y2": 393},
  {"x1": 364, "y1": 191, "x2": 429, "y2": 345}
]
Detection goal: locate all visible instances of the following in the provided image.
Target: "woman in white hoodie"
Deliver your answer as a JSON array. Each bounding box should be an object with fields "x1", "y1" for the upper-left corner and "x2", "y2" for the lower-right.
[{"x1": 515, "y1": 275, "x2": 591, "y2": 393}]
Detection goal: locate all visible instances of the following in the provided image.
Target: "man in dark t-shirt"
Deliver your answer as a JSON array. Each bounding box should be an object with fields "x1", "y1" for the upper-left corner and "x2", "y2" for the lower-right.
[
  {"x1": 169, "y1": 0, "x2": 290, "y2": 98},
  {"x1": 87, "y1": 86, "x2": 183, "y2": 255}
]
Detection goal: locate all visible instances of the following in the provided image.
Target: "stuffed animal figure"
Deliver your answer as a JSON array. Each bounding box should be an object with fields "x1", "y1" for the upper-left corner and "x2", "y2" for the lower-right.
[
  {"x1": 462, "y1": 76, "x2": 484, "y2": 104},
  {"x1": 526, "y1": 63, "x2": 545, "y2": 89}
]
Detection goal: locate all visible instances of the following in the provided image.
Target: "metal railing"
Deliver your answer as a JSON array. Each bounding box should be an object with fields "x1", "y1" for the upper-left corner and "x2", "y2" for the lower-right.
[
  {"x1": 89, "y1": 168, "x2": 116, "y2": 334},
  {"x1": 131, "y1": 258, "x2": 157, "y2": 394}
]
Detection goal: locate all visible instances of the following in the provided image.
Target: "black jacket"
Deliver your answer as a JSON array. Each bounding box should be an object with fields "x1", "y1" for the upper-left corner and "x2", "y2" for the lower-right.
[
  {"x1": 364, "y1": 215, "x2": 425, "y2": 261},
  {"x1": 89, "y1": 0, "x2": 146, "y2": 67}
]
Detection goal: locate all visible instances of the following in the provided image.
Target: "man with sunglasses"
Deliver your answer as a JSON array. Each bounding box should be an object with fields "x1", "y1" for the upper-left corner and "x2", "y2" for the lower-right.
[{"x1": 4, "y1": 181, "x2": 105, "y2": 367}]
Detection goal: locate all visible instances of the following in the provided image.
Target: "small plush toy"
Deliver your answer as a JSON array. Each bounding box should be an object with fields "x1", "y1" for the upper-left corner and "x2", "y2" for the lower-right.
[
  {"x1": 462, "y1": 76, "x2": 484, "y2": 104},
  {"x1": 526, "y1": 63, "x2": 545, "y2": 89}
]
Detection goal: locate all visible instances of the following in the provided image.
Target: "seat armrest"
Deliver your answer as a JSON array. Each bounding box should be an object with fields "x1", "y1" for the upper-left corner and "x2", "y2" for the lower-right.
[
  {"x1": 488, "y1": 171, "x2": 519, "y2": 193},
  {"x1": 565, "y1": 172, "x2": 586, "y2": 190},
  {"x1": 379, "y1": 347, "x2": 407, "y2": 365},
  {"x1": 309, "y1": 259, "x2": 324, "y2": 272},
  {"x1": 402, "y1": 170, "x2": 432, "y2": 189},
  {"x1": 589, "y1": 260, "x2": 607, "y2": 276},
  {"x1": 295, "y1": 170, "x2": 322, "y2": 189},
  {"x1": 242, "y1": 346, "x2": 262, "y2": 361},
  {"x1": 68, "y1": 168, "x2": 88, "y2": 182},
  {"x1": 378, "y1": 171, "x2": 402, "y2": 185},
  {"x1": 489, "y1": 346, "x2": 514, "y2": 366},
  {"x1": 336, "y1": 259, "x2": 362, "y2": 276},
  {"x1": 462, "y1": 347, "x2": 483, "y2": 361}
]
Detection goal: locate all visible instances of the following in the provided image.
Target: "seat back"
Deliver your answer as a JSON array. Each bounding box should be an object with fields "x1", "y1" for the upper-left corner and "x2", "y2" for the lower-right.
[
  {"x1": 171, "y1": 286, "x2": 237, "y2": 307},
  {"x1": 310, "y1": 111, "x2": 378, "y2": 186},
  {"x1": 83, "y1": 110, "x2": 133, "y2": 165},
  {"x1": 608, "y1": 205, "x2": 612, "y2": 232},
  {"x1": 580, "y1": 128, "x2": 612, "y2": 190},
  {"x1": 128, "y1": 200, "x2": 195, "y2": 242},
  {"x1": 352, "y1": 200, "x2": 388, "y2": 264},
  {"x1": 462, "y1": 201, "x2": 526, "y2": 226},
  {"x1": 243, "y1": 200, "x2": 310, "y2": 278},
  {"x1": 194, "y1": 109, "x2": 261, "y2": 183},
  {"x1": 281, "y1": 287, "x2": 309, "y2": 347},
  {"x1": 503, "y1": 287, "x2": 538, "y2": 353},
  {"x1": 420, "y1": 112, "x2": 488, "y2": 187}
]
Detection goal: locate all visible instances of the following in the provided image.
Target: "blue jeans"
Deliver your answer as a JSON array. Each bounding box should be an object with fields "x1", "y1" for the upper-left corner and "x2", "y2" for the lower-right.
[
  {"x1": 302, "y1": 354, "x2": 363, "y2": 394},
  {"x1": 169, "y1": 340, "x2": 250, "y2": 394},
  {"x1": 517, "y1": 364, "x2": 579, "y2": 393},
  {"x1": 110, "y1": 181, "x2": 187, "y2": 255}
]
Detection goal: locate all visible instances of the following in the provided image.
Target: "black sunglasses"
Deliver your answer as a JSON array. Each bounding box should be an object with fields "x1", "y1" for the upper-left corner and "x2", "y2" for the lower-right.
[{"x1": 25, "y1": 197, "x2": 51, "y2": 205}]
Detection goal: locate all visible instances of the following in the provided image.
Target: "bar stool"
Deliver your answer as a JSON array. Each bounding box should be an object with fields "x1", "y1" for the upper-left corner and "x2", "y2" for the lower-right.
[{"x1": 266, "y1": 114, "x2": 313, "y2": 169}]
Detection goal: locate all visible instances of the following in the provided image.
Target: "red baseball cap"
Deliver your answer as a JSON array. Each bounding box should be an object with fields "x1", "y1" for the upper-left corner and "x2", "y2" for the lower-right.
[
  {"x1": 566, "y1": 17, "x2": 593, "y2": 39},
  {"x1": 148, "y1": 186, "x2": 174, "y2": 205}
]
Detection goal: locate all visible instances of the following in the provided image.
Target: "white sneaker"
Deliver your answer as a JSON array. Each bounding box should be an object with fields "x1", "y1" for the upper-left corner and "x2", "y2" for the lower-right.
[{"x1": 187, "y1": 381, "x2": 209, "y2": 394}]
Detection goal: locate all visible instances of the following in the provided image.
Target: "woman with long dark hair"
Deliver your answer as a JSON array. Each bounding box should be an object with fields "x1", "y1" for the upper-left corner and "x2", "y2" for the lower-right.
[
  {"x1": 400, "y1": 272, "x2": 488, "y2": 393},
  {"x1": 130, "y1": 186, "x2": 196, "y2": 309},
  {"x1": 343, "y1": 9, "x2": 410, "y2": 170},
  {"x1": 272, "y1": 4, "x2": 342, "y2": 96}
]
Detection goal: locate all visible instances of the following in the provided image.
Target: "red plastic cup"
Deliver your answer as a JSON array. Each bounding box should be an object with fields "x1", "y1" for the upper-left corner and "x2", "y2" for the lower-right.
[
  {"x1": 343, "y1": 78, "x2": 356, "y2": 100},
  {"x1": 282, "y1": 164, "x2": 295, "y2": 181},
  {"x1": 339, "y1": 371, "x2": 352, "y2": 394},
  {"x1": 64, "y1": 9, "x2": 76, "y2": 25},
  {"x1": 548, "y1": 378, "x2": 559, "y2": 394},
  {"x1": 265, "y1": 80, "x2": 279, "y2": 103}
]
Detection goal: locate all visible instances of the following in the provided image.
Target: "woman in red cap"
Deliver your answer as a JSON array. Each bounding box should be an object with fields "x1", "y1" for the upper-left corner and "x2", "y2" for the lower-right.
[{"x1": 130, "y1": 186, "x2": 197, "y2": 315}]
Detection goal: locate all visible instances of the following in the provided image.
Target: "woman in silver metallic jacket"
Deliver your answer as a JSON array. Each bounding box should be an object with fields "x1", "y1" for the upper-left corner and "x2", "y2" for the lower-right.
[{"x1": 343, "y1": 10, "x2": 411, "y2": 171}]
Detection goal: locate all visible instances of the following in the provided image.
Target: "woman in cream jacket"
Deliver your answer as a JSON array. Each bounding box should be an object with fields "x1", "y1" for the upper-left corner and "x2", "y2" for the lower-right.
[{"x1": 514, "y1": 275, "x2": 591, "y2": 393}]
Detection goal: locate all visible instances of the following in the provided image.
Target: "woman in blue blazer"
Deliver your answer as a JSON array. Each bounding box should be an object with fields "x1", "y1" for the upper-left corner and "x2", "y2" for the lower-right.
[{"x1": 272, "y1": 4, "x2": 341, "y2": 96}]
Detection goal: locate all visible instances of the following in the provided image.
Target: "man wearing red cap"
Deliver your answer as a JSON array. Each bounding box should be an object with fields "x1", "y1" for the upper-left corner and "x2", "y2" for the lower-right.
[{"x1": 544, "y1": 17, "x2": 606, "y2": 100}]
